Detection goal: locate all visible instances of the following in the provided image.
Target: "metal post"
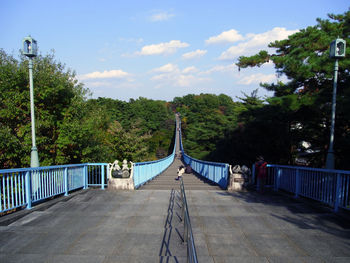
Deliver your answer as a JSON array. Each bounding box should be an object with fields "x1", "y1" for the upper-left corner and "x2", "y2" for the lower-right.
[
  {"x1": 64, "y1": 168, "x2": 68, "y2": 196},
  {"x1": 252, "y1": 164, "x2": 256, "y2": 186},
  {"x1": 184, "y1": 214, "x2": 188, "y2": 243},
  {"x1": 181, "y1": 187, "x2": 185, "y2": 221},
  {"x1": 83, "y1": 165, "x2": 88, "y2": 190},
  {"x1": 28, "y1": 58, "x2": 40, "y2": 167},
  {"x1": 334, "y1": 173, "x2": 342, "y2": 212},
  {"x1": 274, "y1": 168, "x2": 281, "y2": 192},
  {"x1": 101, "y1": 165, "x2": 105, "y2": 190},
  {"x1": 25, "y1": 171, "x2": 32, "y2": 209},
  {"x1": 295, "y1": 169, "x2": 300, "y2": 198},
  {"x1": 326, "y1": 59, "x2": 338, "y2": 169}
]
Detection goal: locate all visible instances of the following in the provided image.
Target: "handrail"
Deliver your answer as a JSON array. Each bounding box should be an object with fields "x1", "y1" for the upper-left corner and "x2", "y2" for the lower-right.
[
  {"x1": 133, "y1": 151, "x2": 175, "y2": 189},
  {"x1": 0, "y1": 163, "x2": 107, "y2": 213},
  {"x1": 253, "y1": 164, "x2": 350, "y2": 212},
  {"x1": 180, "y1": 177, "x2": 198, "y2": 263},
  {"x1": 178, "y1": 119, "x2": 229, "y2": 189},
  {"x1": 133, "y1": 117, "x2": 177, "y2": 188}
]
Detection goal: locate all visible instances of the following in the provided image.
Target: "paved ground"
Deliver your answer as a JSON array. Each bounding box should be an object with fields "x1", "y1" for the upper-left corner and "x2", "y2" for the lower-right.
[
  {"x1": 1, "y1": 187, "x2": 350, "y2": 263},
  {"x1": 188, "y1": 190, "x2": 350, "y2": 263}
]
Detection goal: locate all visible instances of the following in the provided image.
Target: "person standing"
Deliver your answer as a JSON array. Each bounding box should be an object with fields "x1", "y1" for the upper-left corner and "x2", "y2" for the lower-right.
[
  {"x1": 177, "y1": 165, "x2": 185, "y2": 180},
  {"x1": 255, "y1": 156, "x2": 267, "y2": 193}
]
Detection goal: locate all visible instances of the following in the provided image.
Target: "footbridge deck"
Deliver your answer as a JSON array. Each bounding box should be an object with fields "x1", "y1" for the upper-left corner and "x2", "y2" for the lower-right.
[
  {"x1": 2, "y1": 115, "x2": 350, "y2": 262},
  {"x1": 139, "y1": 156, "x2": 221, "y2": 191},
  {"x1": 1, "y1": 187, "x2": 350, "y2": 262}
]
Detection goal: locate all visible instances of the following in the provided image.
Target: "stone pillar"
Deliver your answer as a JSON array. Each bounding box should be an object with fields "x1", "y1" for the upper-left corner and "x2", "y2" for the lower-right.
[
  {"x1": 228, "y1": 165, "x2": 245, "y2": 191},
  {"x1": 108, "y1": 160, "x2": 135, "y2": 190}
]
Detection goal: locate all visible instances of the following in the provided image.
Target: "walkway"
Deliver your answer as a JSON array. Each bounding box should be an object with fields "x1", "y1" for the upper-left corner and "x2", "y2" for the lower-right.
[
  {"x1": 139, "y1": 156, "x2": 221, "y2": 190},
  {"x1": 140, "y1": 113, "x2": 221, "y2": 191},
  {"x1": 1, "y1": 187, "x2": 350, "y2": 262}
]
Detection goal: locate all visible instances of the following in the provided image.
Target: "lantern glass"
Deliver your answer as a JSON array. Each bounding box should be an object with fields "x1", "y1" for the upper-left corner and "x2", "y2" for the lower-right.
[
  {"x1": 330, "y1": 38, "x2": 346, "y2": 58},
  {"x1": 22, "y1": 37, "x2": 38, "y2": 57}
]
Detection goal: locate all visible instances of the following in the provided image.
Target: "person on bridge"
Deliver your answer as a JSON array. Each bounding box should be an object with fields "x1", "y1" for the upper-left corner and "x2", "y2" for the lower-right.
[
  {"x1": 255, "y1": 156, "x2": 267, "y2": 193},
  {"x1": 176, "y1": 165, "x2": 185, "y2": 180}
]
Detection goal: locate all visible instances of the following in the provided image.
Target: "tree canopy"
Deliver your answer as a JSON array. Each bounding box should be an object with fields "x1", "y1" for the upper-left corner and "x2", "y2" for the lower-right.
[
  {"x1": 0, "y1": 50, "x2": 174, "y2": 168},
  {"x1": 174, "y1": 10, "x2": 350, "y2": 169},
  {"x1": 233, "y1": 10, "x2": 350, "y2": 168},
  {"x1": 1, "y1": 10, "x2": 350, "y2": 170}
]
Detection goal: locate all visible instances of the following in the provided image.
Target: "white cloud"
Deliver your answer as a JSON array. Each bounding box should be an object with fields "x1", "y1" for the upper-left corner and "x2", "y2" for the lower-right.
[
  {"x1": 150, "y1": 63, "x2": 209, "y2": 88},
  {"x1": 152, "y1": 63, "x2": 178, "y2": 73},
  {"x1": 182, "y1": 49, "x2": 207, "y2": 59},
  {"x1": 79, "y1": 69, "x2": 130, "y2": 80},
  {"x1": 219, "y1": 45, "x2": 247, "y2": 60},
  {"x1": 182, "y1": 66, "x2": 198, "y2": 74},
  {"x1": 202, "y1": 64, "x2": 237, "y2": 75},
  {"x1": 150, "y1": 11, "x2": 175, "y2": 22},
  {"x1": 219, "y1": 27, "x2": 298, "y2": 60},
  {"x1": 206, "y1": 29, "x2": 244, "y2": 45},
  {"x1": 136, "y1": 40, "x2": 189, "y2": 56},
  {"x1": 237, "y1": 73, "x2": 276, "y2": 85},
  {"x1": 85, "y1": 81, "x2": 113, "y2": 88}
]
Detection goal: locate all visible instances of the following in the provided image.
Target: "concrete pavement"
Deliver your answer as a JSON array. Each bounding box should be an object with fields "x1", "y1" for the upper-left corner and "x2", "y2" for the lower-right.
[
  {"x1": 188, "y1": 190, "x2": 350, "y2": 262},
  {"x1": 0, "y1": 189, "x2": 187, "y2": 262},
  {"x1": 1, "y1": 188, "x2": 350, "y2": 262}
]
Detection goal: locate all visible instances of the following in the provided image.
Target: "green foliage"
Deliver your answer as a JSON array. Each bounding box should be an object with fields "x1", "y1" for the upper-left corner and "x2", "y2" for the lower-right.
[
  {"x1": 237, "y1": 50, "x2": 270, "y2": 70},
  {"x1": 0, "y1": 49, "x2": 87, "y2": 167},
  {"x1": 2, "y1": 9, "x2": 350, "y2": 170},
  {"x1": 231, "y1": 10, "x2": 350, "y2": 169},
  {"x1": 172, "y1": 93, "x2": 239, "y2": 160},
  {"x1": 176, "y1": 10, "x2": 350, "y2": 169},
  {"x1": 237, "y1": 10, "x2": 350, "y2": 97},
  {"x1": 0, "y1": 50, "x2": 174, "y2": 168},
  {"x1": 85, "y1": 97, "x2": 174, "y2": 162}
]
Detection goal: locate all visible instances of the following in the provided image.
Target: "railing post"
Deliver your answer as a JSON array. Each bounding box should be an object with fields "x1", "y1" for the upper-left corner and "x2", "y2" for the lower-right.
[
  {"x1": 83, "y1": 165, "x2": 88, "y2": 190},
  {"x1": 184, "y1": 214, "x2": 188, "y2": 243},
  {"x1": 181, "y1": 186, "x2": 185, "y2": 221},
  {"x1": 295, "y1": 169, "x2": 300, "y2": 198},
  {"x1": 274, "y1": 168, "x2": 281, "y2": 191},
  {"x1": 334, "y1": 173, "x2": 341, "y2": 212},
  {"x1": 25, "y1": 171, "x2": 32, "y2": 209},
  {"x1": 252, "y1": 164, "x2": 256, "y2": 186},
  {"x1": 101, "y1": 165, "x2": 105, "y2": 190},
  {"x1": 64, "y1": 167, "x2": 68, "y2": 196}
]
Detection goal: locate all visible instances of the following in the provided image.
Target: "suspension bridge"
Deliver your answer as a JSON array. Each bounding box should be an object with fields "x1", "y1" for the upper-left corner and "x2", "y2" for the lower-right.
[{"x1": 1, "y1": 115, "x2": 350, "y2": 262}]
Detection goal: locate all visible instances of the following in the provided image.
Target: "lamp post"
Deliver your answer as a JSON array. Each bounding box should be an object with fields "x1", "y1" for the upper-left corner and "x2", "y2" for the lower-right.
[
  {"x1": 23, "y1": 36, "x2": 40, "y2": 167},
  {"x1": 326, "y1": 38, "x2": 346, "y2": 169}
]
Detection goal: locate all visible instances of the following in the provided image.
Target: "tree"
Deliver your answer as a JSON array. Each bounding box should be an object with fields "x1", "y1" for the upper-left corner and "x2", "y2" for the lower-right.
[
  {"x1": 236, "y1": 10, "x2": 350, "y2": 168},
  {"x1": 0, "y1": 50, "x2": 89, "y2": 168},
  {"x1": 172, "y1": 93, "x2": 239, "y2": 160}
]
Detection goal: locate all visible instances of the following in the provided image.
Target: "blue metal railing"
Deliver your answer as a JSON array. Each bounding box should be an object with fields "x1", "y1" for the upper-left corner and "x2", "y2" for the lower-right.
[
  {"x1": 180, "y1": 177, "x2": 198, "y2": 263},
  {"x1": 87, "y1": 163, "x2": 108, "y2": 189},
  {"x1": 133, "y1": 119, "x2": 177, "y2": 189},
  {"x1": 133, "y1": 153, "x2": 175, "y2": 189},
  {"x1": 254, "y1": 164, "x2": 350, "y2": 212},
  {"x1": 179, "y1": 121, "x2": 229, "y2": 189},
  {"x1": 0, "y1": 163, "x2": 108, "y2": 213}
]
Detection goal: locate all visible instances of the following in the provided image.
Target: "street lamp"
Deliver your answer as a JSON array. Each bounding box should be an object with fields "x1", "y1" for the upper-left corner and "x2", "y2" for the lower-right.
[
  {"x1": 22, "y1": 36, "x2": 40, "y2": 167},
  {"x1": 326, "y1": 38, "x2": 346, "y2": 169}
]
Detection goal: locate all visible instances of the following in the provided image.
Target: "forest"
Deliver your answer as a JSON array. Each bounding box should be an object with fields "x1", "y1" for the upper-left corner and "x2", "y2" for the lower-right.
[{"x1": 1, "y1": 10, "x2": 350, "y2": 170}]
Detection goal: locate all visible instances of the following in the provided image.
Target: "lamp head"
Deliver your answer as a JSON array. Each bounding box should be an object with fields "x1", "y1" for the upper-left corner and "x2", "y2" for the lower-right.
[
  {"x1": 23, "y1": 36, "x2": 38, "y2": 57},
  {"x1": 330, "y1": 38, "x2": 346, "y2": 58}
]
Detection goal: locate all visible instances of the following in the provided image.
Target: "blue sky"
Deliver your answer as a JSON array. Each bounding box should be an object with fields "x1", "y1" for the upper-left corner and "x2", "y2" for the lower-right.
[{"x1": 1, "y1": 0, "x2": 349, "y2": 101}]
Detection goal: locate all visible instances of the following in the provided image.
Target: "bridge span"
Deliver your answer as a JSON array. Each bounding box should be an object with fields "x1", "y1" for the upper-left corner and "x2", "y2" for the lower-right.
[
  {"x1": 1, "y1": 183, "x2": 350, "y2": 262},
  {"x1": 1, "y1": 115, "x2": 350, "y2": 262}
]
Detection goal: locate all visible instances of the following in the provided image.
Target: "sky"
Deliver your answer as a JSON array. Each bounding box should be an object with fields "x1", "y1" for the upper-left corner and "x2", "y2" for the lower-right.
[{"x1": 1, "y1": 0, "x2": 349, "y2": 102}]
